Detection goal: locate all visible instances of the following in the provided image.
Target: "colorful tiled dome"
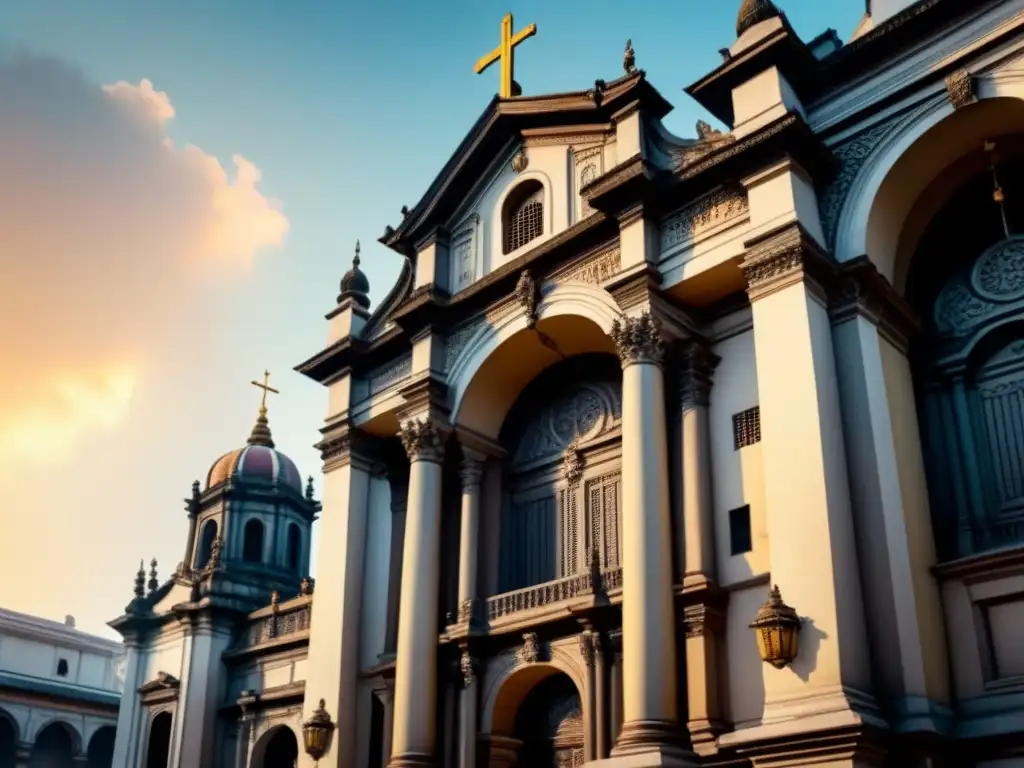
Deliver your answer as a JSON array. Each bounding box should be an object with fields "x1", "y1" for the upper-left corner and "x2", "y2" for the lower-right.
[{"x1": 205, "y1": 382, "x2": 303, "y2": 493}]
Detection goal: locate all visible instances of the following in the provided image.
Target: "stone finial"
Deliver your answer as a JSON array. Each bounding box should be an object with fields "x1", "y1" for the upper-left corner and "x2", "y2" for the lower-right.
[
  {"x1": 399, "y1": 418, "x2": 444, "y2": 463},
  {"x1": 623, "y1": 39, "x2": 636, "y2": 74},
  {"x1": 300, "y1": 577, "x2": 314, "y2": 596},
  {"x1": 134, "y1": 561, "x2": 145, "y2": 599},
  {"x1": 610, "y1": 312, "x2": 666, "y2": 367},
  {"x1": 148, "y1": 559, "x2": 159, "y2": 594},
  {"x1": 401, "y1": 205, "x2": 411, "y2": 218},
  {"x1": 305, "y1": 475, "x2": 315, "y2": 501},
  {"x1": 736, "y1": 0, "x2": 782, "y2": 38}
]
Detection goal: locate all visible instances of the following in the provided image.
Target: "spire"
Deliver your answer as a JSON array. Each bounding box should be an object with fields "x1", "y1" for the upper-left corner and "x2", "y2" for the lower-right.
[
  {"x1": 134, "y1": 561, "x2": 145, "y2": 598},
  {"x1": 337, "y1": 240, "x2": 371, "y2": 309},
  {"x1": 148, "y1": 559, "x2": 159, "y2": 594},
  {"x1": 248, "y1": 370, "x2": 279, "y2": 448}
]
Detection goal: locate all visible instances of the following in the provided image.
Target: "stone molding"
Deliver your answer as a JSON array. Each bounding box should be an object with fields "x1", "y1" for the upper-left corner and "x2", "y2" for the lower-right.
[
  {"x1": 611, "y1": 311, "x2": 666, "y2": 368},
  {"x1": 741, "y1": 223, "x2": 834, "y2": 303},
  {"x1": 399, "y1": 418, "x2": 446, "y2": 464}
]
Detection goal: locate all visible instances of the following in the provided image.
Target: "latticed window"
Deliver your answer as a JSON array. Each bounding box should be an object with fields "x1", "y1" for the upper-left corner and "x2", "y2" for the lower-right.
[
  {"x1": 557, "y1": 486, "x2": 580, "y2": 577},
  {"x1": 733, "y1": 406, "x2": 761, "y2": 450},
  {"x1": 503, "y1": 180, "x2": 544, "y2": 254},
  {"x1": 586, "y1": 472, "x2": 621, "y2": 569}
]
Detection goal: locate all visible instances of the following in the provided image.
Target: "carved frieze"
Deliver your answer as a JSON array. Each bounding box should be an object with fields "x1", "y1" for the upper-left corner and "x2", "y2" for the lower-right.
[
  {"x1": 661, "y1": 189, "x2": 748, "y2": 251},
  {"x1": 399, "y1": 418, "x2": 444, "y2": 463},
  {"x1": 611, "y1": 312, "x2": 666, "y2": 367},
  {"x1": 741, "y1": 229, "x2": 810, "y2": 302},
  {"x1": 550, "y1": 247, "x2": 621, "y2": 286},
  {"x1": 368, "y1": 354, "x2": 412, "y2": 397}
]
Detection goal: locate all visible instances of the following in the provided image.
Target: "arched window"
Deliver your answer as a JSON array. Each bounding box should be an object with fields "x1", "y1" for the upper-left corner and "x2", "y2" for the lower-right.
[
  {"x1": 0, "y1": 710, "x2": 19, "y2": 768},
  {"x1": 86, "y1": 726, "x2": 116, "y2": 768},
  {"x1": 243, "y1": 519, "x2": 265, "y2": 563},
  {"x1": 503, "y1": 180, "x2": 544, "y2": 254},
  {"x1": 287, "y1": 524, "x2": 302, "y2": 573},
  {"x1": 56, "y1": 659, "x2": 68, "y2": 677},
  {"x1": 579, "y1": 163, "x2": 597, "y2": 217},
  {"x1": 195, "y1": 520, "x2": 218, "y2": 569}
]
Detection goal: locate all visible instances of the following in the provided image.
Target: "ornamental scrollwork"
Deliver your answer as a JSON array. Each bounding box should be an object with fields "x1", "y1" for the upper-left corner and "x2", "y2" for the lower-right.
[
  {"x1": 511, "y1": 380, "x2": 620, "y2": 468},
  {"x1": 517, "y1": 632, "x2": 541, "y2": 664},
  {"x1": 973, "y1": 236, "x2": 1024, "y2": 301},
  {"x1": 945, "y1": 69, "x2": 975, "y2": 110},
  {"x1": 516, "y1": 270, "x2": 541, "y2": 329},
  {"x1": 561, "y1": 440, "x2": 584, "y2": 485},
  {"x1": 934, "y1": 236, "x2": 1024, "y2": 336},
  {"x1": 661, "y1": 189, "x2": 748, "y2": 250},
  {"x1": 399, "y1": 418, "x2": 444, "y2": 463},
  {"x1": 611, "y1": 312, "x2": 666, "y2": 367},
  {"x1": 460, "y1": 650, "x2": 475, "y2": 687}
]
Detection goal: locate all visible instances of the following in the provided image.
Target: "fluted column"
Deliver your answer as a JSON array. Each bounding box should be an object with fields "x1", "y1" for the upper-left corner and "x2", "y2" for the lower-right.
[
  {"x1": 457, "y1": 455, "x2": 484, "y2": 622},
  {"x1": 389, "y1": 418, "x2": 446, "y2": 768},
  {"x1": 610, "y1": 312, "x2": 688, "y2": 760}
]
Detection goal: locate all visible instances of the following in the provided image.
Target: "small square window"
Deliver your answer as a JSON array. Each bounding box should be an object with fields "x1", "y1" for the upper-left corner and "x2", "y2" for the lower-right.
[
  {"x1": 732, "y1": 406, "x2": 761, "y2": 450},
  {"x1": 729, "y1": 505, "x2": 752, "y2": 556},
  {"x1": 56, "y1": 658, "x2": 69, "y2": 677}
]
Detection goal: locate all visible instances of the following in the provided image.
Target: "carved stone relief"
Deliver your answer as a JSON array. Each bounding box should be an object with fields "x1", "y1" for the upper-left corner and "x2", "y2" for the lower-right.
[
  {"x1": 443, "y1": 317, "x2": 486, "y2": 374},
  {"x1": 517, "y1": 632, "x2": 541, "y2": 664},
  {"x1": 935, "y1": 235, "x2": 1024, "y2": 335},
  {"x1": 511, "y1": 381, "x2": 621, "y2": 468},
  {"x1": 451, "y1": 215, "x2": 480, "y2": 293},
  {"x1": 611, "y1": 312, "x2": 666, "y2": 367},
  {"x1": 661, "y1": 189, "x2": 748, "y2": 251},
  {"x1": 368, "y1": 354, "x2": 413, "y2": 397},
  {"x1": 549, "y1": 247, "x2": 621, "y2": 286},
  {"x1": 945, "y1": 69, "x2": 975, "y2": 110}
]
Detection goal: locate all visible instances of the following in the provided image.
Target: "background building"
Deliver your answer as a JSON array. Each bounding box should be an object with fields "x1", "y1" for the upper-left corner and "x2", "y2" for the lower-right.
[{"x1": 0, "y1": 608, "x2": 124, "y2": 767}]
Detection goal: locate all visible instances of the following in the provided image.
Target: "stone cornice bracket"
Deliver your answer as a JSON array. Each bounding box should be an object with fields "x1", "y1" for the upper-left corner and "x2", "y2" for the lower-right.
[
  {"x1": 606, "y1": 262, "x2": 663, "y2": 312},
  {"x1": 830, "y1": 256, "x2": 922, "y2": 355},
  {"x1": 399, "y1": 418, "x2": 446, "y2": 464},
  {"x1": 677, "y1": 339, "x2": 720, "y2": 411},
  {"x1": 945, "y1": 68, "x2": 975, "y2": 110},
  {"x1": 317, "y1": 424, "x2": 379, "y2": 473},
  {"x1": 611, "y1": 311, "x2": 667, "y2": 368},
  {"x1": 741, "y1": 222, "x2": 834, "y2": 303},
  {"x1": 515, "y1": 269, "x2": 541, "y2": 329}
]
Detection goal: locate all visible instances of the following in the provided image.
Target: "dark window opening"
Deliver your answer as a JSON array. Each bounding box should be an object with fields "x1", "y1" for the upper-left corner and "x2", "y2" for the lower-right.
[
  {"x1": 243, "y1": 519, "x2": 265, "y2": 563},
  {"x1": 195, "y1": 520, "x2": 218, "y2": 569},
  {"x1": 287, "y1": 524, "x2": 302, "y2": 573},
  {"x1": 145, "y1": 712, "x2": 172, "y2": 768},
  {"x1": 56, "y1": 658, "x2": 69, "y2": 677},
  {"x1": 733, "y1": 406, "x2": 761, "y2": 450},
  {"x1": 729, "y1": 505, "x2": 753, "y2": 556}
]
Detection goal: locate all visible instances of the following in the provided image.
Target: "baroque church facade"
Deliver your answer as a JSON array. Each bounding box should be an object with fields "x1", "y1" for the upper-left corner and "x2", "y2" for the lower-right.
[{"x1": 109, "y1": 0, "x2": 1024, "y2": 767}]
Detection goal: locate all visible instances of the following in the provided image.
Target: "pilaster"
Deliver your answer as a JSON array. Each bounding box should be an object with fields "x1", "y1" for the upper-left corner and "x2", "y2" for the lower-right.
[
  {"x1": 725, "y1": 223, "x2": 882, "y2": 759},
  {"x1": 300, "y1": 425, "x2": 377, "y2": 768},
  {"x1": 830, "y1": 257, "x2": 952, "y2": 734}
]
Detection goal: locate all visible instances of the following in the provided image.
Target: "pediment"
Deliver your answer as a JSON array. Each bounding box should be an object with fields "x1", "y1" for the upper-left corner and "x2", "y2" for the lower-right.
[
  {"x1": 138, "y1": 671, "x2": 179, "y2": 695},
  {"x1": 379, "y1": 71, "x2": 670, "y2": 255}
]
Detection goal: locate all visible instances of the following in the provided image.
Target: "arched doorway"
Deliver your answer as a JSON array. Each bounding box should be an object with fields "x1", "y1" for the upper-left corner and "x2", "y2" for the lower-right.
[
  {"x1": 86, "y1": 726, "x2": 116, "y2": 768},
  {"x1": 251, "y1": 726, "x2": 299, "y2": 768},
  {"x1": 145, "y1": 712, "x2": 172, "y2": 768},
  {"x1": 0, "y1": 711, "x2": 17, "y2": 768},
  {"x1": 513, "y1": 674, "x2": 583, "y2": 768},
  {"x1": 909, "y1": 144, "x2": 1024, "y2": 559},
  {"x1": 29, "y1": 722, "x2": 76, "y2": 768}
]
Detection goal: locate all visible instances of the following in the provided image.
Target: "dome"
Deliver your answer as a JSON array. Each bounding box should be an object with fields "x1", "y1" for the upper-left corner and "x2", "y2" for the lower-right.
[
  {"x1": 206, "y1": 443, "x2": 303, "y2": 493},
  {"x1": 338, "y1": 240, "x2": 371, "y2": 309},
  {"x1": 205, "y1": 379, "x2": 303, "y2": 493},
  {"x1": 736, "y1": 0, "x2": 782, "y2": 37}
]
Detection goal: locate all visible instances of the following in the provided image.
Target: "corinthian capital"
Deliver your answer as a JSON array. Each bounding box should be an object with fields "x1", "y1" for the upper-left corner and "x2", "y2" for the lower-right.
[
  {"x1": 678, "y1": 341, "x2": 720, "y2": 410},
  {"x1": 610, "y1": 311, "x2": 666, "y2": 367},
  {"x1": 399, "y1": 418, "x2": 445, "y2": 463}
]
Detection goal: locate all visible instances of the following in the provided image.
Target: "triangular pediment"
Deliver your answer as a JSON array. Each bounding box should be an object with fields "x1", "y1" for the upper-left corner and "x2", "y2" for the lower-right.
[{"x1": 379, "y1": 71, "x2": 670, "y2": 254}]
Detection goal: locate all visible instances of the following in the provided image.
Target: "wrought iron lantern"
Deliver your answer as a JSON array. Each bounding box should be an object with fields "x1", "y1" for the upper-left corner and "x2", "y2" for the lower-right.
[
  {"x1": 302, "y1": 699, "x2": 335, "y2": 764},
  {"x1": 750, "y1": 585, "x2": 801, "y2": 669}
]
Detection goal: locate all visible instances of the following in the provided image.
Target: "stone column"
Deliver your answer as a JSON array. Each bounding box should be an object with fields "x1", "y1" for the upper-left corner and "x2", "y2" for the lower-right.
[
  {"x1": 609, "y1": 633, "x2": 623, "y2": 746},
  {"x1": 389, "y1": 417, "x2": 446, "y2": 768},
  {"x1": 678, "y1": 342, "x2": 719, "y2": 588},
  {"x1": 384, "y1": 475, "x2": 409, "y2": 655},
  {"x1": 458, "y1": 651, "x2": 477, "y2": 768},
  {"x1": 609, "y1": 312, "x2": 687, "y2": 761},
  {"x1": 457, "y1": 455, "x2": 484, "y2": 623},
  {"x1": 379, "y1": 684, "x2": 396, "y2": 768},
  {"x1": 736, "y1": 225, "x2": 875, "y2": 732},
  {"x1": 110, "y1": 639, "x2": 144, "y2": 768},
  {"x1": 579, "y1": 631, "x2": 598, "y2": 761},
  {"x1": 301, "y1": 428, "x2": 374, "y2": 768},
  {"x1": 595, "y1": 637, "x2": 609, "y2": 759}
]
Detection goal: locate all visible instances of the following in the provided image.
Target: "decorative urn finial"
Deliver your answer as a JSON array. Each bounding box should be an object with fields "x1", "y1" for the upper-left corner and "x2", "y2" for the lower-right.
[
  {"x1": 623, "y1": 39, "x2": 636, "y2": 74},
  {"x1": 337, "y1": 240, "x2": 371, "y2": 309},
  {"x1": 148, "y1": 559, "x2": 159, "y2": 594},
  {"x1": 133, "y1": 561, "x2": 145, "y2": 599}
]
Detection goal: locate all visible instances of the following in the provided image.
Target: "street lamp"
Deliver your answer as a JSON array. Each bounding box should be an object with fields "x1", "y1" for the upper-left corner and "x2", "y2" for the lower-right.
[
  {"x1": 750, "y1": 585, "x2": 801, "y2": 669},
  {"x1": 302, "y1": 699, "x2": 335, "y2": 765}
]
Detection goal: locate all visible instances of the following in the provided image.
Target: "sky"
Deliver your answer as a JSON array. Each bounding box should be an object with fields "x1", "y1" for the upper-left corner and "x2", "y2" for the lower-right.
[{"x1": 0, "y1": 0, "x2": 865, "y2": 640}]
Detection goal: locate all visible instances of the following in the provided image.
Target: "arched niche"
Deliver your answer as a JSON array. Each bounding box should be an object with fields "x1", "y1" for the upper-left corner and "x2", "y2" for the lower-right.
[
  {"x1": 908, "y1": 149, "x2": 1024, "y2": 559},
  {"x1": 839, "y1": 96, "x2": 1024, "y2": 292},
  {"x1": 196, "y1": 519, "x2": 218, "y2": 568},
  {"x1": 0, "y1": 710, "x2": 17, "y2": 768},
  {"x1": 145, "y1": 712, "x2": 172, "y2": 768},
  {"x1": 86, "y1": 726, "x2": 116, "y2": 768},
  {"x1": 243, "y1": 518, "x2": 265, "y2": 563},
  {"x1": 250, "y1": 725, "x2": 299, "y2": 768},
  {"x1": 30, "y1": 722, "x2": 79, "y2": 768}
]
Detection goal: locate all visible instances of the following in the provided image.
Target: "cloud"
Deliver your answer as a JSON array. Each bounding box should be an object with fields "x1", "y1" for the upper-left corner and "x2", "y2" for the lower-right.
[{"x1": 0, "y1": 51, "x2": 289, "y2": 465}]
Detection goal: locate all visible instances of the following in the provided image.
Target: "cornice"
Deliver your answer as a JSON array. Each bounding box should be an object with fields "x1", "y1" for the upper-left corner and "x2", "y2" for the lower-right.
[
  {"x1": 741, "y1": 220, "x2": 836, "y2": 303},
  {"x1": 0, "y1": 609, "x2": 124, "y2": 657},
  {"x1": 829, "y1": 256, "x2": 922, "y2": 354}
]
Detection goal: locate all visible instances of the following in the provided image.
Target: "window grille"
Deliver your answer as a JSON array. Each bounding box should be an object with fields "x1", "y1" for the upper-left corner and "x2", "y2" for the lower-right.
[
  {"x1": 733, "y1": 406, "x2": 761, "y2": 450},
  {"x1": 506, "y1": 198, "x2": 543, "y2": 253}
]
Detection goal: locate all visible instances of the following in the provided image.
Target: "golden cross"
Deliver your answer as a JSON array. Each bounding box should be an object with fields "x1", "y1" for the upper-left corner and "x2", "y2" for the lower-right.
[
  {"x1": 250, "y1": 370, "x2": 279, "y2": 413},
  {"x1": 474, "y1": 13, "x2": 537, "y2": 99}
]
